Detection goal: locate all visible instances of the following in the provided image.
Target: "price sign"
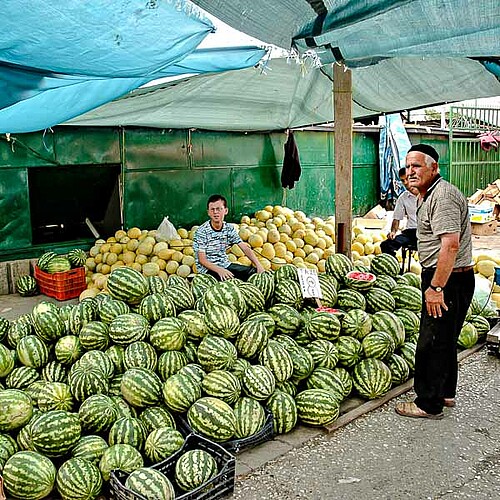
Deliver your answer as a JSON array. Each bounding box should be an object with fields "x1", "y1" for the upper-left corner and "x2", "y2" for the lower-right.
[{"x1": 297, "y1": 268, "x2": 322, "y2": 299}]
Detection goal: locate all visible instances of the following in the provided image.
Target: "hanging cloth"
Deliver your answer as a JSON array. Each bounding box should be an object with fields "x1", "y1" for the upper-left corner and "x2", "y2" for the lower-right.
[{"x1": 281, "y1": 131, "x2": 302, "y2": 189}]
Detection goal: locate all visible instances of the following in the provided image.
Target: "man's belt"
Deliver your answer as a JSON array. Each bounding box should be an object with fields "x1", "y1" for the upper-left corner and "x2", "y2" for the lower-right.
[{"x1": 422, "y1": 265, "x2": 473, "y2": 273}]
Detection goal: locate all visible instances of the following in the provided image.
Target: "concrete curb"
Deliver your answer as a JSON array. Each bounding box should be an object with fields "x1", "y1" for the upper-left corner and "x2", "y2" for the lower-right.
[{"x1": 235, "y1": 342, "x2": 485, "y2": 478}]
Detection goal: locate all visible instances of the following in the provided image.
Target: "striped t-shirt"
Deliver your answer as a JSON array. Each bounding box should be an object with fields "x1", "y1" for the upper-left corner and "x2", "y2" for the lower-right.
[
  {"x1": 417, "y1": 177, "x2": 472, "y2": 269},
  {"x1": 193, "y1": 221, "x2": 242, "y2": 273}
]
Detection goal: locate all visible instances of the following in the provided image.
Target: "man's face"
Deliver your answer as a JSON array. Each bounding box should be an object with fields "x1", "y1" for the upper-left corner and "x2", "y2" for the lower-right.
[
  {"x1": 207, "y1": 199, "x2": 228, "y2": 224},
  {"x1": 400, "y1": 171, "x2": 419, "y2": 195},
  {"x1": 406, "y1": 152, "x2": 438, "y2": 192}
]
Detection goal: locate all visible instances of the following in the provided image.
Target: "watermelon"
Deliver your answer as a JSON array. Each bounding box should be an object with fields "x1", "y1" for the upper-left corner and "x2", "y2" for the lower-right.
[
  {"x1": 361, "y1": 331, "x2": 396, "y2": 360},
  {"x1": 125, "y1": 467, "x2": 175, "y2": 499},
  {"x1": 67, "y1": 248, "x2": 87, "y2": 268},
  {"x1": 457, "y1": 323, "x2": 478, "y2": 349},
  {"x1": 109, "y1": 313, "x2": 150, "y2": 345},
  {"x1": 241, "y1": 365, "x2": 276, "y2": 401},
  {"x1": 307, "y1": 339, "x2": 339, "y2": 369},
  {"x1": 398, "y1": 341, "x2": 417, "y2": 372},
  {"x1": 0, "y1": 389, "x2": 33, "y2": 432},
  {"x1": 191, "y1": 273, "x2": 218, "y2": 300},
  {"x1": 204, "y1": 304, "x2": 240, "y2": 339},
  {"x1": 16, "y1": 335, "x2": 49, "y2": 369},
  {"x1": 55, "y1": 335, "x2": 84, "y2": 365},
  {"x1": 124, "y1": 341, "x2": 158, "y2": 371},
  {"x1": 164, "y1": 284, "x2": 195, "y2": 313},
  {"x1": 16, "y1": 275, "x2": 39, "y2": 297},
  {"x1": 187, "y1": 396, "x2": 237, "y2": 442},
  {"x1": 79, "y1": 350, "x2": 115, "y2": 379},
  {"x1": 138, "y1": 293, "x2": 176, "y2": 323},
  {"x1": 306, "y1": 367, "x2": 349, "y2": 402},
  {"x1": 336, "y1": 336, "x2": 363, "y2": 368},
  {"x1": 401, "y1": 272, "x2": 422, "y2": 289},
  {"x1": 248, "y1": 271, "x2": 275, "y2": 303},
  {"x1": 274, "y1": 264, "x2": 298, "y2": 281},
  {"x1": 266, "y1": 390, "x2": 297, "y2": 434},
  {"x1": 0, "y1": 316, "x2": 9, "y2": 342},
  {"x1": 238, "y1": 282, "x2": 266, "y2": 314},
  {"x1": 37, "y1": 251, "x2": 58, "y2": 271},
  {"x1": 387, "y1": 353, "x2": 410, "y2": 385},
  {"x1": 78, "y1": 394, "x2": 117, "y2": 432},
  {"x1": 79, "y1": 321, "x2": 110, "y2": 351},
  {"x1": 37, "y1": 382, "x2": 74, "y2": 412},
  {"x1": 106, "y1": 266, "x2": 149, "y2": 305},
  {"x1": 99, "y1": 443, "x2": 144, "y2": 481},
  {"x1": 370, "y1": 253, "x2": 400, "y2": 278},
  {"x1": 71, "y1": 435, "x2": 109, "y2": 464},
  {"x1": 68, "y1": 364, "x2": 109, "y2": 402},
  {"x1": 203, "y1": 280, "x2": 245, "y2": 317},
  {"x1": 7, "y1": 321, "x2": 32, "y2": 349},
  {"x1": 3, "y1": 451, "x2": 56, "y2": 500},
  {"x1": 177, "y1": 310, "x2": 208, "y2": 341},
  {"x1": 258, "y1": 340, "x2": 294, "y2": 383},
  {"x1": 68, "y1": 301, "x2": 96, "y2": 335},
  {"x1": 392, "y1": 284, "x2": 422, "y2": 312},
  {"x1": 370, "y1": 310, "x2": 406, "y2": 348},
  {"x1": 230, "y1": 358, "x2": 251, "y2": 380},
  {"x1": 0, "y1": 343, "x2": 14, "y2": 378},
  {"x1": 467, "y1": 315, "x2": 490, "y2": 340},
  {"x1": 295, "y1": 388, "x2": 340, "y2": 426},
  {"x1": 341, "y1": 309, "x2": 372, "y2": 340},
  {"x1": 197, "y1": 335, "x2": 237, "y2": 372},
  {"x1": 288, "y1": 345, "x2": 315, "y2": 382},
  {"x1": 144, "y1": 427, "x2": 184, "y2": 463},
  {"x1": 106, "y1": 344, "x2": 126, "y2": 374},
  {"x1": 372, "y1": 275, "x2": 398, "y2": 292},
  {"x1": 352, "y1": 358, "x2": 392, "y2": 399},
  {"x1": 325, "y1": 254, "x2": 353, "y2": 282},
  {"x1": 317, "y1": 274, "x2": 339, "y2": 307},
  {"x1": 108, "y1": 417, "x2": 147, "y2": 450},
  {"x1": 233, "y1": 397, "x2": 266, "y2": 439},
  {"x1": 41, "y1": 361, "x2": 67, "y2": 384},
  {"x1": 336, "y1": 289, "x2": 366, "y2": 311},
  {"x1": 274, "y1": 279, "x2": 304, "y2": 310},
  {"x1": 6, "y1": 366, "x2": 40, "y2": 390},
  {"x1": 304, "y1": 311, "x2": 341, "y2": 342},
  {"x1": 393, "y1": 308, "x2": 420, "y2": 338},
  {"x1": 234, "y1": 320, "x2": 269, "y2": 359},
  {"x1": 98, "y1": 298, "x2": 130, "y2": 324},
  {"x1": 344, "y1": 270, "x2": 376, "y2": 291},
  {"x1": 56, "y1": 457, "x2": 102, "y2": 500},
  {"x1": 267, "y1": 303, "x2": 303, "y2": 336},
  {"x1": 140, "y1": 407, "x2": 176, "y2": 434},
  {"x1": 175, "y1": 449, "x2": 218, "y2": 492},
  {"x1": 121, "y1": 367, "x2": 162, "y2": 408},
  {"x1": 202, "y1": 370, "x2": 242, "y2": 405},
  {"x1": 32, "y1": 301, "x2": 65, "y2": 343},
  {"x1": 0, "y1": 434, "x2": 18, "y2": 470},
  {"x1": 162, "y1": 372, "x2": 202, "y2": 412},
  {"x1": 365, "y1": 287, "x2": 396, "y2": 313},
  {"x1": 157, "y1": 350, "x2": 188, "y2": 381}
]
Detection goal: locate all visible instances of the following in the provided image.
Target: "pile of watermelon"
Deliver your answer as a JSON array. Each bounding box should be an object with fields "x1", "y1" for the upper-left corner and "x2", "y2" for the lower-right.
[{"x1": 0, "y1": 252, "x2": 488, "y2": 499}]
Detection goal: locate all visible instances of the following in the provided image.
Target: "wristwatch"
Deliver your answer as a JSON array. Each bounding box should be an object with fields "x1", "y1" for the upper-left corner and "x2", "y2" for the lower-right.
[{"x1": 429, "y1": 284, "x2": 443, "y2": 292}]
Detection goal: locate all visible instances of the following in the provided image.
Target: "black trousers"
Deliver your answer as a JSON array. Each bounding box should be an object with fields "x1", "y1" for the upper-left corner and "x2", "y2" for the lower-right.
[
  {"x1": 207, "y1": 263, "x2": 256, "y2": 282},
  {"x1": 380, "y1": 228, "x2": 417, "y2": 257},
  {"x1": 414, "y1": 269, "x2": 475, "y2": 414}
]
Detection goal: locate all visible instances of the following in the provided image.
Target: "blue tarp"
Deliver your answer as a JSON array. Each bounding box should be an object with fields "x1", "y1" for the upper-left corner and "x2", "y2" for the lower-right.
[
  {"x1": 0, "y1": 1, "x2": 266, "y2": 133},
  {"x1": 378, "y1": 114, "x2": 411, "y2": 206}
]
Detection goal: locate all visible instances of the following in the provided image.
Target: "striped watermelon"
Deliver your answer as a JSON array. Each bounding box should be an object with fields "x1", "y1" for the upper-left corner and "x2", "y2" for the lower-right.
[
  {"x1": 6, "y1": 366, "x2": 40, "y2": 390},
  {"x1": 177, "y1": 310, "x2": 208, "y2": 341},
  {"x1": 99, "y1": 443, "x2": 144, "y2": 481},
  {"x1": 55, "y1": 335, "x2": 84, "y2": 366},
  {"x1": 361, "y1": 331, "x2": 396, "y2": 360},
  {"x1": 197, "y1": 335, "x2": 237, "y2": 372},
  {"x1": 7, "y1": 321, "x2": 32, "y2": 349},
  {"x1": 148, "y1": 275, "x2": 168, "y2": 294},
  {"x1": 370, "y1": 253, "x2": 400, "y2": 278},
  {"x1": 106, "y1": 344, "x2": 126, "y2": 374},
  {"x1": 344, "y1": 271, "x2": 376, "y2": 291},
  {"x1": 306, "y1": 367, "x2": 348, "y2": 402},
  {"x1": 78, "y1": 350, "x2": 114, "y2": 379},
  {"x1": 248, "y1": 271, "x2": 275, "y2": 304},
  {"x1": 32, "y1": 301, "x2": 65, "y2": 343},
  {"x1": 341, "y1": 309, "x2": 372, "y2": 340},
  {"x1": 0, "y1": 316, "x2": 9, "y2": 342},
  {"x1": 241, "y1": 364, "x2": 276, "y2": 400},
  {"x1": 164, "y1": 284, "x2": 195, "y2": 313},
  {"x1": 106, "y1": 266, "x2": 149, "y2": 305},
  {"x1": 273, "y1": 334, "x2": 299, "y2": 350},
  {"x1": 336, "y1": 289, "x2": 366, "y2": 311},
  {"x1": 234, "y1": 320, "x2": 269, "y2": 359},
  {"x1": 187, "y1": 396, "x2": 237, "y2": 442},
  {"x1": 16, "y1": 275, "x2": 38, "y2": 297},
  {"x1": 16, "y1": 335, "x2": 48, "y2": 369},
  {"x1": 78, "y1": 394, "x2": 118, "y2": 432},
  {"x1": 37, "y1": 251, "x2": 58, "y2": 271},
  {"x1": 371, "y1": 310, "x2": 406, "y2": 347},
  {"x1": 276, "y1": 380, "x2": 298, "y2": 397},
  {"x1": 387, "y1": 353, "x2": 410, "y2": 385},
  {"x1": 266, "y1": 390, "x2": 297, "y2": 434},
  {"x1": 295, "y1": 388, "x2": 340, "y2": 426},
  {"x1": 68, "y1": 301, "x2": 96, "y2": 335},
  {"x1": 317, "y1": 274, "x2": 339, "y2": 307},
  {"x1": 108, "y1": 417, "x2": 147, "y2": 450},
  {"x1": 365, "y1": 287, "x2": 396, "y2": 313},
  {"x1": 191, "y1": 273, "x2": 218, "y2": 300},
  {"x1": 238, "y1": 282, "x2": 266, "y2": 314},
  {"x1": 258, "y1": 340, "x2": 294, "y2": 383},
  {"x1": 267, "y1": 303, "x2": 303, "y2": 336},
  {"x1": 336, "y1": 336, "x2": 363, "y2": 368},
  {"x1": 202, "y1": 370, "x2": 242, "y2": 405},
  {"x1": 79, "y1": 321, "x2": 110, "y2": 351},
  {"x1": 124, "y1": 341, "x2": 158, "y2": 371},
  {"x1": 246, "y1": 311, "x2": 275, "y2": 337},
  {"x1": 56, "y1": 457, "x2": 102, "y2": 500},
  {"x1": 0, "y1": 433, "x2": 18, "y2": 467},
  {"x1": 109, "y1": 313, "x2": 150, "y2": 345},
  {"x1": 325, "y1": 254, "x2": 353, "y2": 282},
  {"x1": 157, "y1": 350, "x2": 188, "y2": 381},
  {"x1": 67, "y1": 248, "x2": 87, "y2": 268},
  {"x1": 274, "y1": 279, "x2": 304, "y2": 310},
  {"x1": 144, "y1": 427, "x2": 184, "y2": 463},
  {"x1": 150, "y1": 317, "x2": 187, "y2": 351},
  {"x1": 0, "y1": 389, "x2": 33, "y2": 432},
  {"x1": 0, "y1": 343, "x2": 14, "y2": 378},
  {"x1": 46, "y1": 256, "x2": 71, "y2": 273},
  {"x1": 467, "y1": 315, "x2": 490, "y2": 340},
  {"x1": 392, "y1": 284, "x2": 423, "y2": 312},
  {"x1": 31, "y1": 410, "x2": 81, "y2": 457},
  {"x1": 71, "y1": 435, "x2": 109, "y2": 464},
  {"x1": 121, "y1": 367, "x2": 162, "y2": 408},
  {"x1": 175, "y1": 448, "x2": 218, "y2": 492},
  {"x1": 41, "y1": 361, "x2": 67, "y2": 384},
  {"x1": 203, "y1": 280, "x2": 246, "y2": 317},
  {"x1": 307, "y1": 339, "x2": 339, "y2": 369},
  {"x1": 233, "y1": 397, "x2": 266, "y2": 439},
  {"x1": 288, "y1": 345, "x2": 315, "y2": 382},
  {"x1": 178, "y1": 364, "x2": 206, "y2": 384},
  {"x1": 458, "y1": 323, "x2": 478, "y2": 349},
  {"x1": 166, "y1": 274, "x2": 190, "y2": 289},
  {"x1": 372, "y1": 274, "x2": 398, "y2": 292},
  {"x1": 204, "y1": 304, "x2": 240, "y2": 339},
  {"x1": 352, "y1": 358, "x2": 392, "y2": 399},
  {"x1": 398, "y1": 341, "x2": 417, "y2": 372},
  {"x1": 139, "y1": 407, "x2": 176, "y2": 434},
  {"x1": 393, "y1": 308, "x2": 420, "y2": 338},
  {"x1": 138, "y1": 293, "x2": 176, "y2": 323},
  {"x1": 98, "y1": 298, "x2": 130, "y2": 323},
  {"x1": 162, "y1": 373, "x2": 202, "y2": 412},
  {"x1": 37, "y1": 382, "x2": 74, "y2": 412},
  {"x1": 230, "y1": 358, "x2": 251, "y2": 380},
  {"x1": 304, "y1": 311, "x2": 341, "y2": 342},
  {"x1": 3, "y1": 451, "x2": 56, "y2": 500},
  {"x1": 274, "y1": 264, "x2": 298, "y2": 281},
  {"x1": 125, "y1": 467, "x2": 175, "y2": 499}
]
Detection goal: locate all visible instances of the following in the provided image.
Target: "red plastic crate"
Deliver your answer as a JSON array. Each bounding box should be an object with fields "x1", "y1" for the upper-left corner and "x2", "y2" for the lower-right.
[{"x1": 34, "y1": 265, "x2": 87, "y2": 301}]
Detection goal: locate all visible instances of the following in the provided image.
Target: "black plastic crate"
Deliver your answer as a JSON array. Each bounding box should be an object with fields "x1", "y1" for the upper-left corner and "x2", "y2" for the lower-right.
[
  {"x1": 110, "y1": 433, "x2": 236, "y2": 500},
  {"x1": 176, "y1": 409, "x2": 275, "y2": 454},
  {"x1": 486, "y1": 316, "x2": 500, "y2": 329}
]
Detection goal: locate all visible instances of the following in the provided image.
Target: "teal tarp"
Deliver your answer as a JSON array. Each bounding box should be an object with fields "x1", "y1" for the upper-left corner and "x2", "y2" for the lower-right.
[{"x1": 0, "y1": 1, "x2": 266, "y2": 133}]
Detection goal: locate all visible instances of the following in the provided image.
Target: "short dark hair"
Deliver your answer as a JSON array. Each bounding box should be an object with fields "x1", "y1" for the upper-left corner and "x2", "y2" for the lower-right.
[
  {"x1": 207, "y1": 194, "x2": 227, "y2": 208},
  {"x1": 398, "y1": 167, "x2": 407, "y2": 177}
]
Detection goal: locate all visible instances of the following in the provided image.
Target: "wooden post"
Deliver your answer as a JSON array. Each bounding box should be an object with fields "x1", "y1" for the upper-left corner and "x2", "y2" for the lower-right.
[{"x1": 333, "y1": 63, "x2": 352, "y2": 258}]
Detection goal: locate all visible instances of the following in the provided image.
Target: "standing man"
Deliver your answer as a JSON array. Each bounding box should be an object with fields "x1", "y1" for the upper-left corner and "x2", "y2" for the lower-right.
[
  {"x1": 194, "y1": 194, "x2": 265, "y2": 281},
  {"x1": 395, "y1": 144, "x2": 474, "y2": 420},
  {"x1": 380, "y1": 167, "x2": 418, "y2": 257}
]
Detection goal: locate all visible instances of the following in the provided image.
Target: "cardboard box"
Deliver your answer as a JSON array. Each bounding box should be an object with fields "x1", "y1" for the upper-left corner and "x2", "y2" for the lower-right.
[
  {"x1": 471, "y1": 220, "x2": 498, "y2": 236},
  {"x1": 469, "y1": 204, "x2": 494, "y2": 223},
  {"x1": 363, "y1": 204, "x2": 387, "y2": 220}
]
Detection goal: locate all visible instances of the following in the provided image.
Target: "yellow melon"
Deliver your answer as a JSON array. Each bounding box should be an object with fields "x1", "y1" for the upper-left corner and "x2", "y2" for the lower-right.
[
  {"x1": 351, "y1": 241, "x2": 365, "y2": 255},
  {"x1": 272, "y1": 216, "x2": 284, "y2": 228},
  {"x1": 293, "y1": 237, "x2": 305, "y2": 249},
  {"x1": 283, "y1": 252, "x2": 293, "y2": 264},
  {"x1": 271, "y1": 257, "x2": 287, "y2": 270},
  {"x1": 183, "y1": 247, "x2": 194, "y2": 257},
  {"x1": 155, "y1": 259, "x2": 166, "y2": 270},
  {"x1": 292, "y1": 256, "x2": 304, "y2": 266},
  {"x1": 177, "y1": 228, "x2": 189, "y2": 239},
  {"x1": 410, "y1": 261, "x2": 422, "y2": 275},
  {"x1": 256, "y1": 221, "x2": 266, "y2": 229},
  {"x1": 238, "y1": 256, "x2": 252, "y2": 266},
  {"x1": 303, "y1": 244, "x2": 314, "y2": 255},
  {"x1": 278, "y1": 224, "x2": 292, "y2": 236},
  {"x1": 305, "y1": 253, "x2": 319, "y2": 265},
  {"x1": 154, "y1": 242, "x2": 169, "y2": 255},
  {"x1": 127, "y1": 227, "x2": 141, "y2": 239},
  {"x1": 127, "y1": 239, "x2": 140, "y2": 252},
  {"x1": 169, "y1": 239, "x2": 184, "y2": 249},
  {"x1": 255, "y1": 210, "x2": 272, "y2": 222},
  {"x1": 364, "y1": 242, "x2": 375, "y2": 255},
  {"x1": 324, "y1": 247, "x2": 336, "y2": 258},
  {"x1": 231, "y1": 244, "x2": 244, "y2": 257},
  {"x1": 135, "y1": 254, "x2": 148, "y2": 266},
  {"x1": 267, "y1": 229, "x2": 280, "y2": 244},
  {"x1": 240, "y1": 215, "x2": 251, "y2": 225},
  {"x1": 293, "y1": 229, "x2": 306, "y2": 240},
  {"x1": 303, "y1": 230, "x2": 319, "y2": 246},
  {"x1": 316, "y1": 237, "x2": 327, "y2": 250},
  {"x1": 171, "y1": 251, "x2": 184, "y2": 263},
  {"x1": 228, "y1": 254, "x2": 237, "y2": 263},
  {"x1": 165, "y1": 260, "x2": 179, "y2": 274},
  {"x1": 313, "y1": 248, "x2": 325, "y2": 260},
  {"x1": 261, "y1": 243, "x2": 276, "y2": 260},
  {"x1": 176, "y1": 264, "x2": 191, "y2": 278},
  {"x1": 266, "y1": 221, "x2": 278, "y2": 231},
  {"x1": 121, "y1": 251, "x2": 135, "y2": 265},
  {"x1": 79, "y1": 288, "x2": 99, "y2": 301},
  {"x1": 317, "y1": 259, "x2": 326, "y2": 273},
  {"x1": 373, "y1": 242, "x2": 382, "y2": 255},
  {"x1": 137, "y1": 242, "x2": 153, "y2": 256},
  {"x1": 351, "y1": 250, "x2": 361, "y2": 262},
  {"x1": 290, "y1": 221, "x2": 305, "y2": 233},
  {"x1": 105, "y1": 253, "x2": 118, "y2": 266},
  {"x1": 323, "y1": 224, "x2": 335, "y2": 236},
  {"x1": 305, "y1": 262, "x2": 318, "y2": 271},
  {"x1": 274, "y1": 242, "x2": 287, "y2": 258},
  {"x1": 158, "y1": 248, "x2": 175, "y2": 261},
  {"x1": 294, "y1": 248, "x2": 306, "y2": 259},
  {"x1": 182, "y1": 255, "x2": 195, "y2": 267},
  {"x1": 257, "y1": 229, "x2": 268, "y2": 243},
  {"x1": 285, "y1": 240, "x2": 297, "y2": 253},
  {"x1": 476, "y1": 259, "x2": 496, "y2": 278},
  {"x1": 94, "y1": 253, "x2": 103, "y2": 265},
  {"x1": 85, "y1": 258, "x2": 96, "y2": 271},
  {"x1": 253, "y1": 247, "x2": 262, "y2": 255},
  {"x1": 279, "y1": 233, "x2": 290, "y2": 243},
  {"x1": 158, "y1": 270, "x2": 168, "y2": 280},
  {"x1": 248, "y1": 233, "x2": 264, "y2": 248},
  {"x1": 359, "y1": 256, "x2": 371, "y2": 267}
]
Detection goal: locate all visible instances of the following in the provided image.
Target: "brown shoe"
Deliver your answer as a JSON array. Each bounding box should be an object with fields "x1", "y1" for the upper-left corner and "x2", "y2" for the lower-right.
[
  {"x1": 395, "y1": 402, "x2": 444, "y2": 420},
  {"x1": 444, "y1": 398, "x2": 456, "y2": 407}
]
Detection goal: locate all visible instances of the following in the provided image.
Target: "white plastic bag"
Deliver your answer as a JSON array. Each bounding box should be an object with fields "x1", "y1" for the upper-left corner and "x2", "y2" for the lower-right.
[{"x1": 157, "y1": 216, "x2": 180, "y2": 242}]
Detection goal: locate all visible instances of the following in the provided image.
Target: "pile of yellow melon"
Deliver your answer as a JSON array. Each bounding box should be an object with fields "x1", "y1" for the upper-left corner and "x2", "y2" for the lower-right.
[{"x1": 473, "y1": 251, "x2": 500, "y2": 308}]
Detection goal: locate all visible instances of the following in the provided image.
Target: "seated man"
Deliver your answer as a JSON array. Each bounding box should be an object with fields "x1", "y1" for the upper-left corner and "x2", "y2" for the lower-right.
[
  {"x1": 193, "y1": 194, "x2": 265, "y2": 281},
  {"x1": 380, "y1": 167, "x2": 418, "y2": 257}
]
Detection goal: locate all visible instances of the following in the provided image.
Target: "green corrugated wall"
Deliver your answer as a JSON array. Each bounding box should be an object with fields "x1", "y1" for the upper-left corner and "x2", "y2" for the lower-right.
[{"x1": 0, "y1": 126, "x2": 450, "y2": 261}]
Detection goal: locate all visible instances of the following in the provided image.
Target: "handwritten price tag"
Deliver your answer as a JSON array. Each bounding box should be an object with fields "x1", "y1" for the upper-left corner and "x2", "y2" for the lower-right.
[{"x1": 297, "y1": 268, "x2": 322, "y2": 299}]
